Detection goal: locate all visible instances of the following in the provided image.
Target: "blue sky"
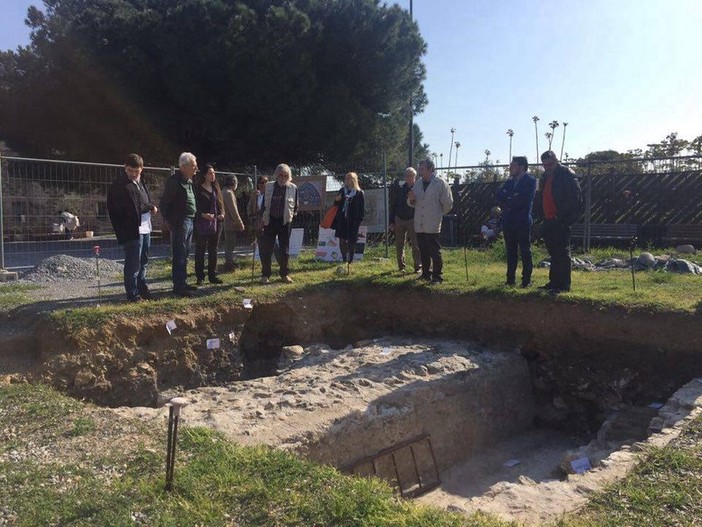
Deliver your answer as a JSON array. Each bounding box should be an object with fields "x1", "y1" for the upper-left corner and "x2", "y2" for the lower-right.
[{"x1": 1, "y1": 0, "x2": 701, "y2": 166}]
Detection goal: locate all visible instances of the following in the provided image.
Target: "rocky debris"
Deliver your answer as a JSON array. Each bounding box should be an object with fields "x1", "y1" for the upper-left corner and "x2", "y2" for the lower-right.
[
  {"x1": 664, "y1": 258, "x2": 702, "y2": 275},
  {"x1": 21, "y1": 254, "x2": 123, "y2": 282},
  {"x1": 539, "y1": 253, "x2": 702, "y2": 274}
]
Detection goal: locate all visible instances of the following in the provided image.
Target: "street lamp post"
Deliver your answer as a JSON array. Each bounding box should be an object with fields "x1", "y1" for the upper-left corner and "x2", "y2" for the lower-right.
[
  {"x1": 408, "y1": 0, "x2": 414, "y2": 168},
  {"x1": 454, "y1": 142, "x2": 461, "y2": 175},
  {"x1": 448, "y1": 128, "x2": 456, "y2": 178},
  {"x1": 506, "y1": 129, "x2": 514, "y2": 162}
]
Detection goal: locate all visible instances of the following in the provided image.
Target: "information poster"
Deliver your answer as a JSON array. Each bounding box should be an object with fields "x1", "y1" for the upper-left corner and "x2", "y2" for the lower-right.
[{"x1": 315, "y1": 226, "x2": 367, "y2": 262}]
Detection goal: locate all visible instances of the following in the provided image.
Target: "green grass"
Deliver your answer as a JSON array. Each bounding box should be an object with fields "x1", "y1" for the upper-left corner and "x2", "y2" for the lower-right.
[
  {"x1": 2, "y1": 382, "x2": 702, "y2": 526},
  {"x1": 47, "y1": 244, "x2": 702, "y2": 330},
  {"x1": 0, "y1": 282, "x2": 42, "y2": 310},
  {"x1": 0, "y1": 383, "x2": 511, "y2": 527}
]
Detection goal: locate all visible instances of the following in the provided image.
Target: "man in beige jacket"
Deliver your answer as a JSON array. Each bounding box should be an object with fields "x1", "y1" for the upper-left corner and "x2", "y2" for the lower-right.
[{"x1": 408, "y1": 158, "x2": 454, "y2": 284}]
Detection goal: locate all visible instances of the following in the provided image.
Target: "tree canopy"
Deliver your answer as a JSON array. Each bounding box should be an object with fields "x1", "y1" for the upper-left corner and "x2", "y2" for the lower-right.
[{"x1": 0, "y1": 0, "x2": 428, "y2": 170}]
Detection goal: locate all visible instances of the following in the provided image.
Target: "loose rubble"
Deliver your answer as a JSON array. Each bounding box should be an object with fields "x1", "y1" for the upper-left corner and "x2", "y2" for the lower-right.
[{"x1": 21, "y1": 254, "x2": 124, "y2": 282}]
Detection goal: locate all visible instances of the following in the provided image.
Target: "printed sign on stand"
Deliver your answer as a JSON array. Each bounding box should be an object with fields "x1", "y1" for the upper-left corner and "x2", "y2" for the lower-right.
[{"x1": 314, "y1": 226, "x2": 367, "y2": 262}]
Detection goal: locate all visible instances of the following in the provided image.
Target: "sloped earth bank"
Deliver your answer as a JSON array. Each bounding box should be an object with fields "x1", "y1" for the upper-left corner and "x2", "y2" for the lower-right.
[{"x1": 2, "y1": 288, "x2": 702, "y2": 523}]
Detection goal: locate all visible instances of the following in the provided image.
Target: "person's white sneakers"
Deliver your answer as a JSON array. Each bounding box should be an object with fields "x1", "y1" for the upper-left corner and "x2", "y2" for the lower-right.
[
  {"x1": 260, "y1": 276, "x2": 270, "y2": 284},
  {"x1": 281, "y1": 275, "x2": 293, "y2": 283}
]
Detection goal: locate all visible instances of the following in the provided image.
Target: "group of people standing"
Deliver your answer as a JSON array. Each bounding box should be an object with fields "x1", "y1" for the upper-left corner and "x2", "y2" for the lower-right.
[
  {"x1": 106, "y1": 150, "x2": 579, "y2": 302},
  {"x1": 107, "y1": 153, "x2": 302, "y2": 300},
  {"x1": 492, "y1": 150, "x2": 581, "y2": 293},
  {"x1": 389, "y1": 152, "x2": 580, "y2": 293}
]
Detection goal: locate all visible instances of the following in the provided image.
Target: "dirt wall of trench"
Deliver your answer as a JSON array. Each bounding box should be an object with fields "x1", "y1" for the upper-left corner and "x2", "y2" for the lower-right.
[{"x1": 19, "y1": 287, "x2": 702, "y2": 409}]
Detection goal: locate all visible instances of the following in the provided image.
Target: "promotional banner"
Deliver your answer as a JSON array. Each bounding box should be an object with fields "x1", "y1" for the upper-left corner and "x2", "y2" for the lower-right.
[{"x1": 315, "y1": 226, "x2": 367, "y2": 262}]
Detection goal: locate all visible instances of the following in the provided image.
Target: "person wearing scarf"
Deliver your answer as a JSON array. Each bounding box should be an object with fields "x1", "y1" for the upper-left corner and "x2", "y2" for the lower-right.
[{"x1": 332, "y1": 172, "x2": 365, "y2": 264}]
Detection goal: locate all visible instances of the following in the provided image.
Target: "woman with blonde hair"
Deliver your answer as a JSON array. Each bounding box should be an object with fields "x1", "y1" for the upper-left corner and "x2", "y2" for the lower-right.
[
  {"x1": 194, "y1": 164, "x2": 225, "y2": 284},
  {"x1": 332, "y1": 172, "x2": 365, "y2": 264},
  {"x1": 260, "y1": 163, "x2": 298, "y2": 284}
]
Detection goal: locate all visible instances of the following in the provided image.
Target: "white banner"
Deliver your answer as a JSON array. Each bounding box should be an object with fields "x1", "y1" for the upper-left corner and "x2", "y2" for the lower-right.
[
  {"x1": 314, "y1": 226, "x2": 367, "y2": 262},
  {"x1": 254, "y1": 228, "x2": 304, "y2": 261}
]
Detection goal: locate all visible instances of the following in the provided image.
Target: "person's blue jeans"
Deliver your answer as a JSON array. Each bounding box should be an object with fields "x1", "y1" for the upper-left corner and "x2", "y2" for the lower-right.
[
  {"x1": 123, "y1": 233, "x2": 151, "y2": 299},
  {"x1": 171, "y1": 217, "x2": 194, "y2": 291}
]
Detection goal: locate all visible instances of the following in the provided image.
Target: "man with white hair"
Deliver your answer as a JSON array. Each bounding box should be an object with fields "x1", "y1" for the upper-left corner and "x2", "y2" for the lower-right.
[
  {"x1": 160, "y1": 152, "x2": 198, "y2": 297},
  {"x1": 407, "y1": 159, "x2": 454, "y2": 284}
]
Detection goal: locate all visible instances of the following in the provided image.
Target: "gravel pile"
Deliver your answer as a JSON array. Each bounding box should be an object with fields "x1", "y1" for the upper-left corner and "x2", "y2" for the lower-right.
[{"x1": 21, "y1": 254, "x2": 124, "y2": 282}]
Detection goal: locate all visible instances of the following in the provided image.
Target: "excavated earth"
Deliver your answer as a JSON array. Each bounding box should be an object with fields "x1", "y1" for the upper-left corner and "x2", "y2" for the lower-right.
[{"x1": 2, "y1": 287, "x2": 702, "y2": 524}]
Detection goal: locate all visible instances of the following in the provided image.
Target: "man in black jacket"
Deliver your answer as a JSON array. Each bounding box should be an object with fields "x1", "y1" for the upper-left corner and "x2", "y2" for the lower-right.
[
  {"x1": 160, "y1": 152, "x2": 198, "y2": 297},
  {"x1": 107, "y1": 153, "x2": 158, "y2": 301},
  {"x1": 389, "y1": 167, "x2": 421, "y2": 273},
  {"x1": 539, "y1": 150, "x2": 582, "y2": 294}
]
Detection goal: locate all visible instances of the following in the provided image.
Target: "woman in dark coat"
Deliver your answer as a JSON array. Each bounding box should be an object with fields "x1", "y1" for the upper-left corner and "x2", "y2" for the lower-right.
[
  {"x1": 332, "y1": 171, "x2": 365, "y2": 264},
  {"x1": 194, "y1": 164, "x2": 225, "y2": 284}
]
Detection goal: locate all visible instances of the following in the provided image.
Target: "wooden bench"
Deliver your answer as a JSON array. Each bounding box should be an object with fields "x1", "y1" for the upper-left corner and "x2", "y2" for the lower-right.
[
  {"x1": 665, "y1": 224, "x2": 702, "y2": 245},
  {"x1": 571, "y1": 223, "x2": 638, "y2": 241}
]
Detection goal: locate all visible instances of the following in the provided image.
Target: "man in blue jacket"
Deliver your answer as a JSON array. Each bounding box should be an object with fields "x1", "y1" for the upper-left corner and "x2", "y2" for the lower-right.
[{"x1": 496, "y1": 156, "x2": 537, "y2": 288}]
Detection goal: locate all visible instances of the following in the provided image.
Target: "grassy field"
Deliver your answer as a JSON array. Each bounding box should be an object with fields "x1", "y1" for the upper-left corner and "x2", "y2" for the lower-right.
[
  {"x1": 47, "y1": 242, "x2": 702, "y2": 330},
  {"x1": 1, "y1": 382, "x2": 700, "y2": 526}
]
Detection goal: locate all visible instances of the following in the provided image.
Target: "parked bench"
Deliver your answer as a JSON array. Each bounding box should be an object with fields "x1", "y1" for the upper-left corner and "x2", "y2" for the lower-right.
[
  {"x1": 571, "y1": 223, "x2": 638, "y2": 241},
  {"x1": 665, "y1": 224, "x2": 702, "y2": 245}
]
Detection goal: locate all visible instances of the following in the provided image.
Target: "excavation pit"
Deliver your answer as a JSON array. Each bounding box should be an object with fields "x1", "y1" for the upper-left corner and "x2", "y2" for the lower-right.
[
  {"x1": 5, "y1": 288, "x2": 702, "y2": 524},
  {"x1": 110, "y1": 336, "x2": 702, "y2": 524}
]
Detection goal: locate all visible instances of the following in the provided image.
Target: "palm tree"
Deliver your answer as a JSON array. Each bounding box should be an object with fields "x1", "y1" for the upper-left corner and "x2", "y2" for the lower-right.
[
  {"x1": 506, "y1": 129, "x2": 514, "y2": 161},
  {"x1": 560, "y1": 122, "x2": 569, "y2": 160},
  {"x1": 448, "y1": 128, "x2": 456, "y2": 174},
  {"x1": 545, "y1": 132, "x2": 553, "y2": 149},
  {"x1": 532, "y1": 116, "x2": 540, "y2": 161},
  {"x1": 454, "y1": 142, "x2": 461, "y2": 173},
  {"x1": 548, "y1": 120, "x2": 559, "y2": 151}
]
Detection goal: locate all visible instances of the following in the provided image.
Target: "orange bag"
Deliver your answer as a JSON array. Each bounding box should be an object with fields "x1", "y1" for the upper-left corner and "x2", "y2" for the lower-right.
[{"x1": 320, "y1": 205, "x2": 338, "y2": 229}]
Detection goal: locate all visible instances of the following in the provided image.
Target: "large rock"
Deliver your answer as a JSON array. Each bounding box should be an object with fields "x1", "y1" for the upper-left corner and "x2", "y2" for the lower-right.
[
  {"x1": 637, "y1": 252, "x2": 656, "y2": 268},
  {"x1": 675, "y1": 244, "x2": 696, "y2": 254}
]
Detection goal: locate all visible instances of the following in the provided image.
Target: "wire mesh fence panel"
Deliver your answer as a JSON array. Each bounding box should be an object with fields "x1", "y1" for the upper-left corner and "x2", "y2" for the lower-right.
[
  {"x1": 0, "y1": 156, "x2": 254, "y2": 269},
  {"x1": 450, "y1": 155, "x2": 702, "y2": 249}
]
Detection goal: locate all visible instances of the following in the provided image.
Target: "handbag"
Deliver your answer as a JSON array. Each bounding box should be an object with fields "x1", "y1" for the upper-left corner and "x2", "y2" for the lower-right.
[
  {"x1": 320, "y1": 205, "x2": 338, "y2": 229},
  {"x1": 196, "y1": 216, "x2": 217, "y2": 236}
]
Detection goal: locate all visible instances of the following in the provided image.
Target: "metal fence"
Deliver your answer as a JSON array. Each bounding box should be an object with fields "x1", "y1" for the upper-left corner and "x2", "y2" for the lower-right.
[
  {"x1": 0, "y1": 156, "x2": 399, "y2": 269},
  {"x1": 448, "y1": 155, "x2": 702, "y2": 251},
  {"x1": 4, "y1": 154, "x2": 698, "y2": 269},
  {"x1": 0, "y1": 155, "x2": 255, "y2": 268}
]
